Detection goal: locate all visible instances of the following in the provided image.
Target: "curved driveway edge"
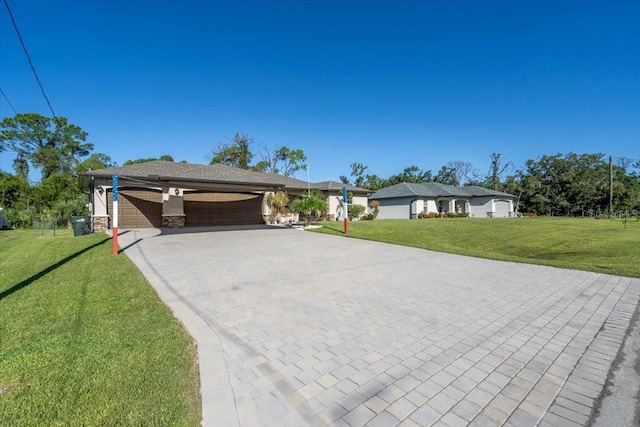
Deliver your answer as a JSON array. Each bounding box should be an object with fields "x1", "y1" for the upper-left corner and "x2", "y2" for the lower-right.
[{"x1": 115, "y1": 226, "x2": 640, "y2": 427}]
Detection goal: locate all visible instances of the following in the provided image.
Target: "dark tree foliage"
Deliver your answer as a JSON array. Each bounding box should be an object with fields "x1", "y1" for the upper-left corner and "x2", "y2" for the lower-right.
[
  {"x1": 340, "y1": 153, "x2": 639, "y2": 216},
  {"x1": 386, "y1": 166, "x2": 432, "y2": 187},
  {"x1": 123, "y1": 155, "x2": 173, "y2": 166},
  {"x1": 209, "y1": 133, "x2": 254, "y2": 169},
  {"x1": 76, "y1": 153, "x2": 116, "y2": 173},
  {"x1": 509, "y1": 153, "x2": 639, "y2": 216},
  {"x1": 0, "y1": 114, "x2": 94, "y2": 226},
  {"x1": 253, "y1": 146, "x2": 307, "y2": 177},
  {"x1": 0, "y1": 113, "x2": 93, "y2": 179}
]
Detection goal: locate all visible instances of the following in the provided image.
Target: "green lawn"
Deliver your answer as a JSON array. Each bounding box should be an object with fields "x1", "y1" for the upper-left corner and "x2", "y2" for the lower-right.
[
  {"x1": 312, "y1": 217, "x2": 640, "y2": 278},
  {"x1": 0, "y1": 230, "x2": 201, "y2": 426}
]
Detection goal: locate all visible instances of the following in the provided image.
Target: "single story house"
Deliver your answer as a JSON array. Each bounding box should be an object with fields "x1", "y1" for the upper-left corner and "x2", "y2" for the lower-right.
[
  {"x1": 369, "y1": 182, "x2": 517, "y2": 219},
  {"x1": 82, "y1": 161, "x2": 368, "y2": 230}
]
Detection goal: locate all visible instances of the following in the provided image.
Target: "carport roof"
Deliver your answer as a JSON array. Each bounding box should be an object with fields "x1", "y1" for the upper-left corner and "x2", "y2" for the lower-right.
[
  {"x1": 83, "y1": 161, "x2": 369, "y2": 193},
  {"x1": 85, "y1": 161, "x2": 297, "y2": 189},
  {"x1": 369, "y1": 182, "x2": 516, "y2": 199}
]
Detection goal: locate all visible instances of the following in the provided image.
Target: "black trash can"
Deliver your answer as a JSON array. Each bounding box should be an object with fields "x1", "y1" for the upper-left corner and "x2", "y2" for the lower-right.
[{"x1": 70, "y1": 215, "x2": 91, "y2": 236}]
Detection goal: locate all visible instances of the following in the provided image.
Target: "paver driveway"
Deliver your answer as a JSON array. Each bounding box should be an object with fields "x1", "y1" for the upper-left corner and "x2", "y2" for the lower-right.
[{"x1": 117, "y1": 226, "x2": 639, "y2": 427}]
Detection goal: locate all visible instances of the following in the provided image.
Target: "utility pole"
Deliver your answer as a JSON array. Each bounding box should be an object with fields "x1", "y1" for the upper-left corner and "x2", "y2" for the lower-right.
[{"x1": 609, "y1": 155, "x2": 613, "y2": 218}]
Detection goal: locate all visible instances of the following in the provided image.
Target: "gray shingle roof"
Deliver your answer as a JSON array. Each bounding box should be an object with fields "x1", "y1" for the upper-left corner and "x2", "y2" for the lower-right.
[
  {"x1": 370, "y1": 182, "x2": 516, "y2": 199},
  {"x1": 85, "y1": 161, "x2": 289, "y2": 186},
  {"x1": 312, "y1": 181, "x2": 369, "y2": 193},
  {"x1": 83, "y1": 161, "x2": 369, "y2": 192}
]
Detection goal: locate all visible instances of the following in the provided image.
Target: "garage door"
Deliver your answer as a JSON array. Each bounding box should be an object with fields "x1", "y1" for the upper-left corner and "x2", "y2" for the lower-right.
[
  {"x1": 107, "y1": 189, "x2": 162, "y2": 228},
  {"x1": 184, "y1": 192, "x2": 263, "y2": 226},
  {"x1": 494, "y1": 199, "x2": 511, "y2": 218}
]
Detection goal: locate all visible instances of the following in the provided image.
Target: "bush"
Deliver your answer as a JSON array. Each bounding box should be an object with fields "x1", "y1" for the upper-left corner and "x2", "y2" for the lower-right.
[
  {"x1": 418, "y1": 211, "x2": 468, "y2": 219},
  {"x1": 360, "y1": 213, "x2": 375, "y2": 220},
  {"x1": 4, "y1": 206, "x2": 38, "y2": 229},
  {"x1": 349, "y1": 204, "x2": 366, "y2": 219},
  {"x1": 368, "y1": 200, "x2": 380, "y2": 219},
  {"x1": 289, "y1": 191, "x2": 326, "y2": 225},
  {"x1": 265, "y1": 191, "x2": 289, "y2": 224},
  {"x1": 418, "y1": 212, "x2": 440, "y2": 219}
]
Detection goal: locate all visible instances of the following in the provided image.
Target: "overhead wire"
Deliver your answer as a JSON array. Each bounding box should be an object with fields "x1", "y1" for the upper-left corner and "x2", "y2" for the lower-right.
[
  {"x1": 3, "y1": 0, "x2": 56, "y2": 117},
  {"x1": 0, "y1": 88, "x2": 18, "y2": 114},
  {"x1": 2, "y1": 0, "x2": 91, "y2": 173}
]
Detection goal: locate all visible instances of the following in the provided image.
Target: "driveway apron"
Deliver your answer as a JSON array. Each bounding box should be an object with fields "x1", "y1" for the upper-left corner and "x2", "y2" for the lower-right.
[{"x1": 116, "y1": 226, "x2": 640, "y2": 427}]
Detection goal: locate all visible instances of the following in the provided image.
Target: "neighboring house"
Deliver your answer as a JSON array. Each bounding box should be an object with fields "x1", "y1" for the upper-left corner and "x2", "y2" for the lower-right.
[
  {"x1": 82, "y1": 161, "x2": 369, "y2": 230},
  {"x1": 312, "y1": 181, "x2": 369, "y2": 221},
  {"x1": 369, "y1": 182, "x2": 516, "y2": 219}
]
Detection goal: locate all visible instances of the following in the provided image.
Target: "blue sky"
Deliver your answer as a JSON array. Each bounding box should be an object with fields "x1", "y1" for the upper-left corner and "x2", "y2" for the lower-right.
[{"x1": 1, "y1": 0, "x2": 638, "y2": 183}]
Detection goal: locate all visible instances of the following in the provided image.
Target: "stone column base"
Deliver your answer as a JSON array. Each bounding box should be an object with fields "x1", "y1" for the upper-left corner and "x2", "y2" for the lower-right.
[
  {"x1": 162, "y1": 215, "x2": 185, "y2": 228},
  {"x1": 92, "y1": 216, "x2": 109, "y2": 232}
]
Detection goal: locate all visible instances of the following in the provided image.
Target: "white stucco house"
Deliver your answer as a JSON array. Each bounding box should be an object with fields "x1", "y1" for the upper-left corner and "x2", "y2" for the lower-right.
[
  {"x1": 82, "y1": 161, "x2": 369, "y2": 230},
  {"x1": 369, "y1": 182, "x2": 516, "y2": 219}
]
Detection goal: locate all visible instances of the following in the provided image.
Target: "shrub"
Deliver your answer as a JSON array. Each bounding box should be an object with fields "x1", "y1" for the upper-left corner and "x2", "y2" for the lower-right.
[
  {"x1": 349, "y1": 204, "x2": 366, "y2": 219},
  {"x1": 289, "y1": 191, "x2": 326, "y2": 225},
  {"x1": 52, "y1": 194, "x2": 88, "y2": 227},
  {"x1": 265, "y1": 191, "x2": 289, "y2": 224},
  {"x1": 360, "y1": 213, "x2": 375, "y2": 220},
  {"x1": 369, "y1": 200, "x2": 380, "y2": 219},
  {"x1": 419, "y1": 211, "x2": 468, "y2": 219},
  {"x1": 4, "y1": 206, "x2": 38, "y2": 229}
]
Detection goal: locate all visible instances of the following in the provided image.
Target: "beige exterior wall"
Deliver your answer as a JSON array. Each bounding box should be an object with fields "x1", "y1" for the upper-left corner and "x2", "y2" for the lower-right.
[
  {"x1": 91, "y1": 179, "x2": 188, "y2": 227},
  {"x1": 326, "y1": 193, "x2": 368, "y2": 220},
  {"x1": 352, "y1": 195, "x2": 368, "y2": 210},
  {"x1": 162, "y1": 187, "x2": 185, "y2": 216},
  {"x1": 327, "y1": 194, "x2": 343, "y2": 219}
]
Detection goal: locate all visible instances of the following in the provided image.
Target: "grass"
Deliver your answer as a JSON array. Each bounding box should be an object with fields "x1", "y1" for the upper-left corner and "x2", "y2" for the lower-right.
[
  {"x1": 312, "y1": 217, "x2": 640, "y2": 278},
  {"x1": 0, "y1": 229, "x2": 201, "y2": 426}
]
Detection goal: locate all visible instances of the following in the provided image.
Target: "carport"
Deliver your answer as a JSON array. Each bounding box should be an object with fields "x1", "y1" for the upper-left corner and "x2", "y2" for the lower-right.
[{"x1": 83, "y1": 160, "x2": 308, "y2": 231}]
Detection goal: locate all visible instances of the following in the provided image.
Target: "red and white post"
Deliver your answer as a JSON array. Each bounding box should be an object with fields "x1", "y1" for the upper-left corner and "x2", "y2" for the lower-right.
[
  {"x1": 112, "y1": 175, "x2": 119, "y2": 255},
  {"x1": 342, "y1": 187, "x2": 349, "y2": 235}
]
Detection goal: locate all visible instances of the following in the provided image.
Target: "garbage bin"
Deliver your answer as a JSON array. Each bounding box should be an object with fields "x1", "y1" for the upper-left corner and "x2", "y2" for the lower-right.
[{"x1": 70, "y1": 215, "x2": 91, "y2": 236}]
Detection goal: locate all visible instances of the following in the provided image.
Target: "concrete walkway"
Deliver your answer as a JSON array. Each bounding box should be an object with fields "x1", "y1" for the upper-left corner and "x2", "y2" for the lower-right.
[{"x1": 115, "y1": 226, "x2": 640, "y2": 426}]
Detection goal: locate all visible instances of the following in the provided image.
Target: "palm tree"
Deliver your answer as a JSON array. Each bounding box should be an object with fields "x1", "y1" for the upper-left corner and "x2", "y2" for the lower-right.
[{"x1": 289, "y1": 192, "x2": 326, "y2": 226}]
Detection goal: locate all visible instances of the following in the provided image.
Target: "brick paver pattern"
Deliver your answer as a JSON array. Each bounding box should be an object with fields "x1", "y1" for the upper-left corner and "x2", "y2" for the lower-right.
[{"x1": 119, "y1": 227, "x2": 640, "y2": 427}]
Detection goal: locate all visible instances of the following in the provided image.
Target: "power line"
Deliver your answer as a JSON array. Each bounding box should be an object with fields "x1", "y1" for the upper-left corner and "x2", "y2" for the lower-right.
[
  {"x1": 3, "y1": 0, "x2": 56, "y2": 117},
  {"x1": 0, "y1": 88, "x2": 18, "y2": 114}
]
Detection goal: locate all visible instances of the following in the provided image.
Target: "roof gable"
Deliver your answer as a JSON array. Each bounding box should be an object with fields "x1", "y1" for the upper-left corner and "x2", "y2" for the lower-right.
[{"x1": 370, "y1": 182, "x2": 516, "y2": 199}]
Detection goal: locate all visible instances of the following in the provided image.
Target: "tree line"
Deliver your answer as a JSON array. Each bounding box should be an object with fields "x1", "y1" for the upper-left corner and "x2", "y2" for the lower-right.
[
  {"x1": 1, "y1": 113, "x2": 638, "y2": 228},
  {"x1": 339, "y1": 153, "x2": 640, "y2": 217},
  {"x1": 0, "y1": 114, "x2": 309, "y2": 227}
]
